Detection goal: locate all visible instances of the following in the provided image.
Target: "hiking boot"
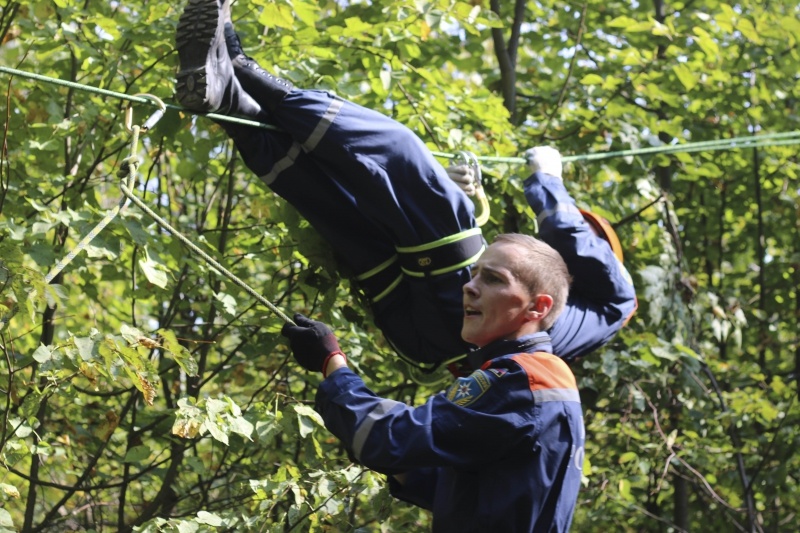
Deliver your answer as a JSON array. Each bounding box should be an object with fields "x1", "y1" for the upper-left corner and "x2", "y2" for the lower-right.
[
  {"x1": 175, "y1": 0, "x2": 264, "y2": 118},
  {"x1": 222, "y1": 22, "x2": 295, "y2": 112}
]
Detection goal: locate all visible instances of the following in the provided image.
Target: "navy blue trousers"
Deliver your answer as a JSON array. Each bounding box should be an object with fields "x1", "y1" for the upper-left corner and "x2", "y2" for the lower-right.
[{"x1": 222, "y1": 90, "x2": 477, "y2": 364}]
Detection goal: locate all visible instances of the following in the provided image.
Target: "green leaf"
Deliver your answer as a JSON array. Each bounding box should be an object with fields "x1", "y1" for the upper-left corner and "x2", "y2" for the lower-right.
[
  {"x1": 73, "y1": 336, "x2": 97, "y2": 361},
  {"x1": 27, "y1": 139, "x2": 59, "y2": 151},
  {"x1": 607, "y1": 16, "x2": 640, "y2": 28},
  {"x1": 204, "y1": 419, "x2": 229, "y2": 445},
  {"x1": 579, "y1": 74, "x2": 604, "y2": 86},
  {"x1": 0, "y1": 509, "x2": 13, "y2": 528},
  {"x1": 176, "y1": 521, "x2": 199, "y2": 533},
  {"x1": 618, "y1": 479, "x2": 634, "y2": 502},
  {"x1": 673, "y1": 64, "x2": 698, "y2": 91},
  {"x1": 196, "y1": 511, "x2": 223, "y2": 526},
  {"x1": 206, "y1": 398, "x2": 227, "y2": 416},
  {"x1": 736, "y1": 18, "x2": 762, "y2": 44},
  {"x1": 343, "y1": 16, "x2": 373, "y2": 37},
  {"x1": 692, "y1": 26, "x2": 719, "y2": 58},
  {"x1": 214, "y1": 292, "x2": 237, "y2": 316},
  {"x1": 229, "y1": 416, "x2": 254, "y2": 440},
  {"x1": 256, "y1": 2, "x2": 295, "y2": 29},
  {"x1": 618, "y1": 452, "x2": 638, "y2": 464},
  {"x1": 158, "y1": 329, "x2": 199, "y2": 376},
  {"x1": 294, "y1": 404, "x2": 324, "y2": 438},
  {"x1": 123, "y1": 445, "x2": 151, "y2": 463},
  {"x1": 138, "y1": 247, "x2": 169, "y2": 289},
  {"x1": 379, "y1": 69, "x2": 392, "y2": 92},
  {"x1": 666, "y1": 430, "x2": 678, "y2": 448},
  {"x1": 27, "y1": 243, "x2": 57, "y2": 267},
  {"x1": 292, "y1": 0, "x2": 318, "y2": 26},
  {"x1": 120, "y1": 324, "x2": 144, "y2": 345},
  {"x1": 32, "y1": 344, "x2": 53, "y2": 363}
]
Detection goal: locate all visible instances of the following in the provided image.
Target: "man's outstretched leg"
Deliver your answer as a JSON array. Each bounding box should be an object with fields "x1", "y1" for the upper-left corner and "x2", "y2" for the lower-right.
[
  {"x1": 223, "y1": 21, "x2": 295, "y2": 112},
  {"x1": 221, "y1": 23, "x2": 476, "y2": 247}
]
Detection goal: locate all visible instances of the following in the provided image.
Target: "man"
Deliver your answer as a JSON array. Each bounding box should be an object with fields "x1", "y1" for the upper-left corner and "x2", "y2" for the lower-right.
[
  {"x1": 174, "y1": 0, "x2": 636, "y2": 372},
  {"x1": 281, "y1": 233, "x2": 584, "y2": 531}
]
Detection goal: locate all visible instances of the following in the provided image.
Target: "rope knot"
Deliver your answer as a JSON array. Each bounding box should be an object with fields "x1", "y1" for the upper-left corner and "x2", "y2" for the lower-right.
[{"x1": 117, "y1": 155, "x2": 141, "y2": 178}]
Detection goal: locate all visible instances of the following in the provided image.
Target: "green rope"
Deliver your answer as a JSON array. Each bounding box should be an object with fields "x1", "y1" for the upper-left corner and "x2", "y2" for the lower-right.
[
  {"x1": 432, "y1": 130, "x2": 800, "y2": 164},
  {"x1": 0, "y1": 65, "x2": 277, "y2": 130},
  {"x1": 3, "y1": 65, "x2": 800, "y2": 165},
  {"x1": 42, "y1": 118, "x2": 294, "y2": 324},
  {"x1": 118, "y1": 181, "x2": 294, "y2": 325}
]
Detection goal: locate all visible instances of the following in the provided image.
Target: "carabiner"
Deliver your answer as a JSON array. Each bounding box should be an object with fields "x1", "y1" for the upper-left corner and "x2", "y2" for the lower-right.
[
  {"x1": 455, "y1": 151, "x2": 490, "y2": 226},
  {"x1": 125, "y1": 93, "x2": 167, "y2": 132}
]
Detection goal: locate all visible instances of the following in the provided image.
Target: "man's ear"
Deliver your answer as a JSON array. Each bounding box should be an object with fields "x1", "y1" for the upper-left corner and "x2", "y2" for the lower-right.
[{"x1": 526, "y1": 294, "x2": 554, "y2": 321}]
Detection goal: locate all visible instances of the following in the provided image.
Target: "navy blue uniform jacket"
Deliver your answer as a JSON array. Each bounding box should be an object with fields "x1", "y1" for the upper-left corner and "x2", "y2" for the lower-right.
[{"x1": 316, "y1": 334, "x2": 584, "y2": 532}]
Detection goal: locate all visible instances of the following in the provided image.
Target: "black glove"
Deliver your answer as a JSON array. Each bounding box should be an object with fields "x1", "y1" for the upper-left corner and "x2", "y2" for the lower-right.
[{"x1": 281, "y1": 313, "x2": 345, "y2": 376}]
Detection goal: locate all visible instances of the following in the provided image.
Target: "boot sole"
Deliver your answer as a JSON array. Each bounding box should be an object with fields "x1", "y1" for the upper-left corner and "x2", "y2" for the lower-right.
[{"x1": 175, "y1": 0, "x2": 222, "y2": 111}]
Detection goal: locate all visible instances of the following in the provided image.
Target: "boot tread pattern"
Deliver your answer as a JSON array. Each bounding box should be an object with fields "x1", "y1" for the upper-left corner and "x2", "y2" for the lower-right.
[{"x1": 175, "y1": 0, "x2": 221, "y2": 111}]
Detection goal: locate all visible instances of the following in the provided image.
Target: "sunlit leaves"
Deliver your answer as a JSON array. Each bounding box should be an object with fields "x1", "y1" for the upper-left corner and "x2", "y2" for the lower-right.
[
  {"x1": 1, "y1": 0, "x2": 799, "y2": 531},
  {"x1": 138, "y1": 245, "x2": 169, "y2": 289},
  {"x1": 172, "y1": 396, "x2": 254, "y2": 445},
  {"x1": 0, "y1": 508, "x2": 14, "y2": 532}
]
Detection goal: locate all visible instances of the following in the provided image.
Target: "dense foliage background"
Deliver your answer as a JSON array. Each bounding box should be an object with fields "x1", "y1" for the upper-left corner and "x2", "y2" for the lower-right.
[{"x1": 1, "y1": 0, "x2": 798, "y2": 531}]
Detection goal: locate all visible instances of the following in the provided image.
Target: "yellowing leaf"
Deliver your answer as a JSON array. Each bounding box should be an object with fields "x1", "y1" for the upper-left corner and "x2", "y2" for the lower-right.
[
  {"x1": 138, "y1": 373, "x2": 157, "y2": 405},
  {"x1": 420, "y1": 20, "x2": 431, "y2": 41},
  {"x1": 95, "y1": 410, "x2": 119, "y2": 441},
  {"x1": 172, "y1": 418, "x2": 202, "y2": 439},
  {"x1": 0, "y1": 483, "x2": 20, "y2": 499}
]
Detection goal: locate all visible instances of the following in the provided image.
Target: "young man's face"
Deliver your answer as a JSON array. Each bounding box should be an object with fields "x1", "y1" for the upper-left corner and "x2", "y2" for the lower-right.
[{"x1": 461, "y1": 242, "x2": 540, "y2": 347}]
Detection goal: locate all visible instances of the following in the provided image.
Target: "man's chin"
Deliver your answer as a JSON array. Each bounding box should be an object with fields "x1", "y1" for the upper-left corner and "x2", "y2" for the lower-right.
[
  {"x1": 460, "y1": 329, "x2": 474, "y2": 345},
  {"x1": 461, "y1": 327, "x2": 483, "y2": 347}
]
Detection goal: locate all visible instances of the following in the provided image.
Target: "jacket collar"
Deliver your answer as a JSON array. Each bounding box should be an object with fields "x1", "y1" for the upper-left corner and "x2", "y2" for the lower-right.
[{"x1": 467, "y1": 332, "x2": 553, "y2": 370}]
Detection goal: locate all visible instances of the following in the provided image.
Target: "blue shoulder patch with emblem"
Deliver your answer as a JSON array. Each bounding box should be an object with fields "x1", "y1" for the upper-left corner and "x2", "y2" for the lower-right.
[{"x1": 445, "y1": 370, "x2": 492, "y2": 407}]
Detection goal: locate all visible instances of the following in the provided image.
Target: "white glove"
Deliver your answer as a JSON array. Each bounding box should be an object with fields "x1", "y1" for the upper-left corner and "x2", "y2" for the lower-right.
[
  {"x1": 525, "y1": 146, "x2": 563, "y2": 179},
  {"x1": 445, "y1": 164, "x2": 477, "y2": 196}
]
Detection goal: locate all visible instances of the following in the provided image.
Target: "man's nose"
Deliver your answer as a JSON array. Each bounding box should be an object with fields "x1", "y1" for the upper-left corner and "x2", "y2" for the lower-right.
[{"x1": 463, "y1": 279, "x2": 477, "y2": 296}]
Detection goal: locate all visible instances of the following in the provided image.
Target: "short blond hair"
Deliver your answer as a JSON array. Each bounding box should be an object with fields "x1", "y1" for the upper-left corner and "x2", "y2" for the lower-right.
[{"x1": 492, "y1": 233, "x2": 571, "y2": 330}]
